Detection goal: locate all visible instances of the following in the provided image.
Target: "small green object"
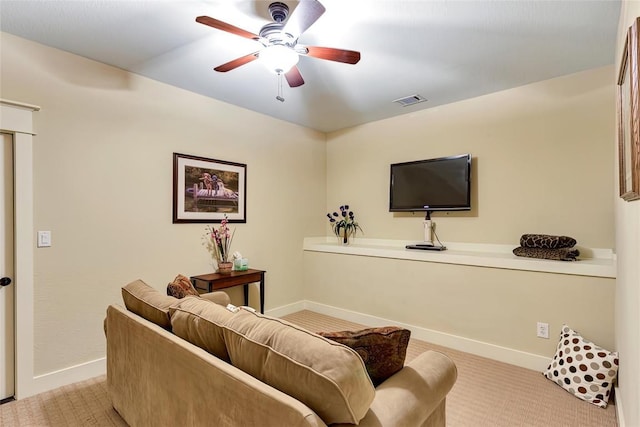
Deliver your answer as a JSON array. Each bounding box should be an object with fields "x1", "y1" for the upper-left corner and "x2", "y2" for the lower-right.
[{"x1": 234, "y1": 258, "x2": 249, "y2": 271}]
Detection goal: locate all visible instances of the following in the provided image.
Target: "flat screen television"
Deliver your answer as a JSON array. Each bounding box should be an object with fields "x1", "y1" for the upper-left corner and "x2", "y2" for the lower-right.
[{"x1": 389, "y1": 154, "x2": 471, "y2": 212}]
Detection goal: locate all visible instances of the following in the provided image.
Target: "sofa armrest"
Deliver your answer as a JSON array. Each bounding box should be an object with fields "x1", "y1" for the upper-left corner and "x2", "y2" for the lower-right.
[
  {"x1": 344, "y1": 350, "x2": 457, "y2": 427},
  {"x1": 200, "y1": 291, "x2": 230, "y2": 306}
]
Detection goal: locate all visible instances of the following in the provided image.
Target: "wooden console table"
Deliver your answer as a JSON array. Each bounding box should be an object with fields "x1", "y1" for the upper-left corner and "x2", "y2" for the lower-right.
[{"x1": 190, "y1": 269, "x2": 265, "y2": 314}]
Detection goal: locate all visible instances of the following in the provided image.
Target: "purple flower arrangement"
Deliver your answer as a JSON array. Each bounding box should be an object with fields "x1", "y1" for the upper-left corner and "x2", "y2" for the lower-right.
[{"x1": 326, "y1": 204, "x2": 363, "y2": 244}]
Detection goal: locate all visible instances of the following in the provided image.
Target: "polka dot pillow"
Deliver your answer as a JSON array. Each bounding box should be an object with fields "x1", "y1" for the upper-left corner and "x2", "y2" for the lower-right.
[{"x1": 543, "y1": 325, "x2": 618, "y2": 408}]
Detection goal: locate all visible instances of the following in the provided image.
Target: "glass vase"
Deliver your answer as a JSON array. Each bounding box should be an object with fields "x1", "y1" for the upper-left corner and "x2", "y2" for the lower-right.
[{"x1": 340, "y1": 229, "x2": 353, "y2": 246}]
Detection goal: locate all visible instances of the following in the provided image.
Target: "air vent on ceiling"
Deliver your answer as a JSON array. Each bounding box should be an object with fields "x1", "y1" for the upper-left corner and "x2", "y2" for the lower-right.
[{"x1": 393, "y1": 94, "x2": 427, "y2": 107}]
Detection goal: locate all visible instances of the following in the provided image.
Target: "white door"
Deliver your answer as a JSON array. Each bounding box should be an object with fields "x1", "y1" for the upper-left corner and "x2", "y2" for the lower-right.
[{"x1": 1, "y1": 132, "x2": 15, "y2": 401}]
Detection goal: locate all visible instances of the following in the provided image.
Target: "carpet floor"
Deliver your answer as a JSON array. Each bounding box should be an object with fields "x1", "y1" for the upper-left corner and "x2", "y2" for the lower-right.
[
  {"x1": 283, "y1": 310, "x2": 617, "y2": 427},
  {"x1": 0, "y1": 309, "x2": 617, "y2": 426}
]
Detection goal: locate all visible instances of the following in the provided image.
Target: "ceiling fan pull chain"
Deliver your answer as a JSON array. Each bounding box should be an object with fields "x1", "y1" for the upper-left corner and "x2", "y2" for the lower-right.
[{"x1": 276, "y1": 72, "x2": 285, "y2": 102}]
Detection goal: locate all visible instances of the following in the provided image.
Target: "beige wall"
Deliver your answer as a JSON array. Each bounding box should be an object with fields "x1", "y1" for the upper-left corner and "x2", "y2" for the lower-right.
[
  {"x1": 308, "y1": 67, "x2": 616, "y2": 361},
  {"x1": 325, "y1": 66, "x2": 615, "y2": 248},
  {"x1": 304, "y1": 252, "x2": 615, "y2": 357},
  {"x1": 0, "y1": 32, "x2": 326, "y2": 375},
  {"x1": 615, "y1": 3, "x2": 640, "y2": 426}
]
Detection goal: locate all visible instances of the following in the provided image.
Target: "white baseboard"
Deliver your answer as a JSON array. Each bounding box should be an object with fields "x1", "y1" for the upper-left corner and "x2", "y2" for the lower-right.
[
  {"x1": 299, "y1": 300, "x2": 551, "y2": 372},
  {"x1": 614, "y1": 386, "x2": 624, "y2": 427},
  {"x1": 265, "y1": 300, "x2": 306, "y2": 318},
  {"x1": 27, "y1": 357, "x2": 106, "y2": 397}
]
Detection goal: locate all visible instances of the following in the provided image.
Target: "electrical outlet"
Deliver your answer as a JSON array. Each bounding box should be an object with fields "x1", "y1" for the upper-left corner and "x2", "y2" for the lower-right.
[{"x1": 537, "y1": 322, "x2": 549, "y2": 339}]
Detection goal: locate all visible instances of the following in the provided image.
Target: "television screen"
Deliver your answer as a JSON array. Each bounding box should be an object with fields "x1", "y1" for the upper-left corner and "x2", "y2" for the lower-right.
[{"x1": 389, "y1": 154, "x2": 471, "y2": 212}]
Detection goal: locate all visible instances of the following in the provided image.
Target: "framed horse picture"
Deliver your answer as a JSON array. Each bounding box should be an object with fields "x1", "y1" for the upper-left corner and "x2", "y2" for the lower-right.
[{"x1": 173, "y1": 153, "x2": 247, "y2": 223}]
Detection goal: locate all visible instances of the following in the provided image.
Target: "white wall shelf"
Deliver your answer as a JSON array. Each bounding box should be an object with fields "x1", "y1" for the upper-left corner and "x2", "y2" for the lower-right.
[{"x1": 303, "y1": 237, "x2": 616, "y2": 278}]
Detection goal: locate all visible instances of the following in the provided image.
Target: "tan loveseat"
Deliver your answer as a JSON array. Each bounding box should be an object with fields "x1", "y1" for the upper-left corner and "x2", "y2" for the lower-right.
[{"x1": 106, "y1": 280, "x2": 457, "y2": 427}]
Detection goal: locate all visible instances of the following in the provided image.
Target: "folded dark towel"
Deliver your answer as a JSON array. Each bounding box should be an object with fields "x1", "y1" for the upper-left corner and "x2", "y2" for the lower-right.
[
  {"x1": 520, "y1": 234, "x2": 577, "y2": 249},
  {"x1": 513, "y1": 246, "x2": 580, "y2": 261}
]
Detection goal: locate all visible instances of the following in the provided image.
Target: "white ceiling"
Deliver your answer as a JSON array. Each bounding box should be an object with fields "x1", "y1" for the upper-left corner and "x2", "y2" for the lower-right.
[{"x1": 0, "y1": 0, "x2": 621, "y2": 133}]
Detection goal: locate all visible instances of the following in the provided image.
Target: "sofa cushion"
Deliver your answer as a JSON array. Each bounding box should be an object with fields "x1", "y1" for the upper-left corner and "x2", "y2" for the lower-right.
[
  {"x1": 542, "y1": 325, "x2": 618, "y2": 408},
  {"x1": 169, "y1": 297, "x2": 234, "y2": 362},
  {"x1": 318, "y1": 326, "x2": 411, "y2": 386},
  {"x1": 121, "y1": 279, "x2": 178, "y2": 329},
  {"x1": 200, "y1": 291, "x2": 231, "y2": 307},
  {"x1": 223, "y1": 309, "x2": 375, "y2": 425},
  {"x1": 167, "y1": 274, "x2": 200, "y2": 299}
]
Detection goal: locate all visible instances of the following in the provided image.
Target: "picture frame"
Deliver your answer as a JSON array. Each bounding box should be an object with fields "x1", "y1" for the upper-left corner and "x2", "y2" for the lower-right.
[
  {"x1": 173, "y1": 153, "x2": 247, "y2": 223},
  {"x1": 617, "y1": 17, "x2": 640, "y2": 201}
]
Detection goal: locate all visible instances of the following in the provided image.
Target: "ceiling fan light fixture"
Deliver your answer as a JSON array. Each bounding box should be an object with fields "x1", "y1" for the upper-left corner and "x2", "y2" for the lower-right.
[
  {"x1": 259, "y1": 44, "x2": 299, "y2": 74},
  {"x1": 197, "y1": 0, "x2": 359, "y2": 88}
]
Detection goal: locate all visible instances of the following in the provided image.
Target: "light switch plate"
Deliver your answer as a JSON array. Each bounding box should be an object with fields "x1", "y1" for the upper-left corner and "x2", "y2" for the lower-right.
[{"x1": 37, "y1": 231, "x2": 51, "y2": 247}]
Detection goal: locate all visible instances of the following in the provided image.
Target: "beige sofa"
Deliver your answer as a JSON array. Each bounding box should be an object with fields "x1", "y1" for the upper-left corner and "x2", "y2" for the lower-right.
[{"x1": 106, "y1": 280, "x2": 457, "y2": 427}]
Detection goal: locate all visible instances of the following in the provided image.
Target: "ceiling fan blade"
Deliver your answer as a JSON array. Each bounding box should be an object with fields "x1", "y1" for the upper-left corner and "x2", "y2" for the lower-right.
[
  {"x1": 196, "y1": 16, "x2": 259, "y2": 40},
  {"x1": 285, "y1": 66, "x2": 305, "y2": 87},
  {"x1": 283, "y1": 0, "x2": 326, "y2": 38},
  {"x1": 214, "y1": 52, "x2": 260, "y2": 72},
  {"x1": 303, "y1": 46, "x2": 361, "y2": 64}
]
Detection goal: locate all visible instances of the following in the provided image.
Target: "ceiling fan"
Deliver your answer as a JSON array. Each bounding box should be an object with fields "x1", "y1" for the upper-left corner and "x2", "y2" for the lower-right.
[{"x1": 196, "y1": 0, "x2": 361, "y2": 88}]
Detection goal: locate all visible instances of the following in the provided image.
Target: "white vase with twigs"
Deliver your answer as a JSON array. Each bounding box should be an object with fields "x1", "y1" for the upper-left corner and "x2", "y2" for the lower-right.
[{"x1": 202, "y1": 215, "x2": 235, "y2": 273}]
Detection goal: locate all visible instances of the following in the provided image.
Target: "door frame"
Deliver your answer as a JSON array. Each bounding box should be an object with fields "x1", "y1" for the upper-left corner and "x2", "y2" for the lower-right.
[
  {"x1": 0, "y1": 99, "x2": 39, "y2": 399},
  {"x1": 1, "y1": 132, "x2": 16, "y2": 402}
]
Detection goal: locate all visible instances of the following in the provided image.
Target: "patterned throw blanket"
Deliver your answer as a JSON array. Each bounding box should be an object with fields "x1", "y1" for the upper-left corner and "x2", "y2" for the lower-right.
[
  {"x1": 519, "y1": 234, "x2": 577, "y2": 249},
  {"x1": 512, "y1": 246, "x2": 580, "y2": 261},
  {"x1": 513, "y1": 234, "x2": 579, "y2": 261}
]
